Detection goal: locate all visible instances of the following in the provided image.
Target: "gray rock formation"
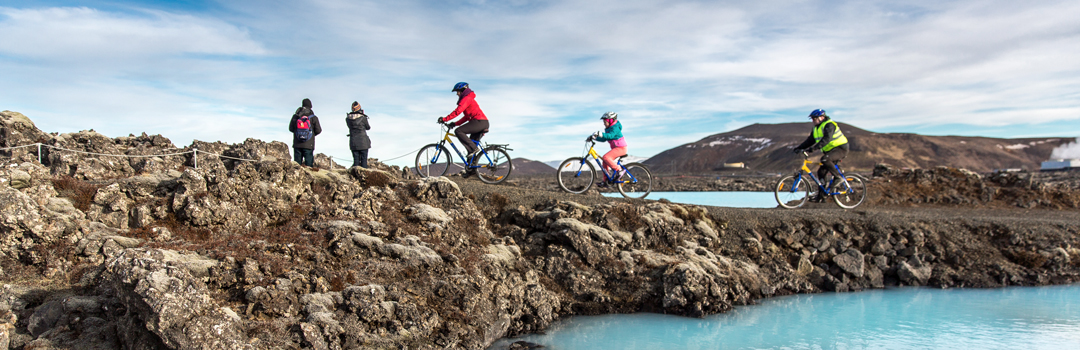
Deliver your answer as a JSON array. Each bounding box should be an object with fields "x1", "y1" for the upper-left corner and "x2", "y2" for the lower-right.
[{"x1": 1, "y1": 110, "x2": 1079, "y2": 349}]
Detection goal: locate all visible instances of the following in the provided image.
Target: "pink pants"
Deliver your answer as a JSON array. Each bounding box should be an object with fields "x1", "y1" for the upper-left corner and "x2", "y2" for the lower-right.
[{"x1": 602, "y1": 147, "x2": 627, "y2": 174}]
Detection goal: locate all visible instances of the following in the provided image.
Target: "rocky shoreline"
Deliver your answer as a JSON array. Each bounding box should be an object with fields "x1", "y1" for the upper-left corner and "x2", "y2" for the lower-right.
[
  {"x1": 2, "y1": 110, "x2": 1080, "y2": 350},
  {"x1": 507, "y1": 167, "x2": 1080, "y2": 199},
  {"x1": 506, "y1": 173, "x2": 779, "y2": 193}
]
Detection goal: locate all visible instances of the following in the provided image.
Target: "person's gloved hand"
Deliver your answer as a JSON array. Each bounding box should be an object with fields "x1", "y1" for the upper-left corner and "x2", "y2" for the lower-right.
[{"x1": 592, "y1": 131, "x2": 601, "y2": 139}]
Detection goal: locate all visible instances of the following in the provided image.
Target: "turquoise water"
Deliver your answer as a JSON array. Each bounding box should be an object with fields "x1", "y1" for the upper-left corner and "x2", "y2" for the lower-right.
[
  {"x1": 490, "y1": 285, "x2": 1080, "y2": 349},
  {"x1": 603, "y1": 191, "x2": 777, "y2": 208}
]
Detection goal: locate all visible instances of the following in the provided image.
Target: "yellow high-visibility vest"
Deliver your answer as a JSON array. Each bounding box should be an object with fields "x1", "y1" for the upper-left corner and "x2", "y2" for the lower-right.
[{"x1": 813, "y1": 119, "x2": 848, "y2": 152}]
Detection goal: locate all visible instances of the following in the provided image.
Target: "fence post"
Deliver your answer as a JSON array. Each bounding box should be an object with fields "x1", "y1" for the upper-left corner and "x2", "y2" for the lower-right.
[
  {"x1": 37, "y1": 143, "x2": 42, "y2": 164},
  {"x1": 193, "y1": 149, "x2": 198, "y2": 169}
]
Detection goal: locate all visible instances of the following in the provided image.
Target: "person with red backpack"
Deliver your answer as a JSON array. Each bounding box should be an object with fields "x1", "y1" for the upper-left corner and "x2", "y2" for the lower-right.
[
  {"x1": 437, "y1": 82, "x2": 489, "y2": 178},
  {"x1": 288, "y1": 98, "x2": 323, "y2": 167}
]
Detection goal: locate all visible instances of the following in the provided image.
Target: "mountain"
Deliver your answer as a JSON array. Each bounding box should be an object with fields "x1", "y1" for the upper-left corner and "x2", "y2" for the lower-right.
[
  {"x1": 512, "y1": 158, "x2": 557, "y2": 176},
  {"x1": 643, "y1": 122, "x2": 1070, "y2": 174},
  {"x1": 543, "y1": 155, "x2": 649, "y2": 170}
]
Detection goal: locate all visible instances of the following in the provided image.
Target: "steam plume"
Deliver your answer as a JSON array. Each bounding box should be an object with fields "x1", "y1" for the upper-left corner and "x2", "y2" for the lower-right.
[{"x1": 1049, "y1": 138, "x2": 1080, "y2": 160}]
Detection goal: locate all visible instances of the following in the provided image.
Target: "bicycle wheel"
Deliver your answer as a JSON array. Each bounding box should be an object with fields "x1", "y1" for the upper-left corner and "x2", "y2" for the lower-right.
[
  {"x1": 833, "y1": 175, "x2": 866, "y2": 209},
  {"x1": 556, "y1": 157, "x2": 595, "y2": 194},
  {"x1": 617, "y1": 163, "x2": 653, "y2": 199},
  {"x1": 476, "y1": 147, "x2": 512, "y2": 184},
  {"x1": 414, "y1": 144, "x2": 452, "y2": 178},
  {"x1": 775, "y1": 174, "x2": 810, "y2": 209}
]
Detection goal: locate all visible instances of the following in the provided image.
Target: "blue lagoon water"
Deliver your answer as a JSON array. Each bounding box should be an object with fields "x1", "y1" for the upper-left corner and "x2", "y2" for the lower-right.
[
  {"x1": 603, "y1": 191, "x2": 777, "y2": 208},
  {"x1": 490, "y1": 285, "x2": 1080, "y2": 349}
]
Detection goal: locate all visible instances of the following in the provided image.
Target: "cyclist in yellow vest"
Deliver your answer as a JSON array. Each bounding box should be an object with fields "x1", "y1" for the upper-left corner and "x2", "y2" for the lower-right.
[{"x1": 793, "y1": 109, "x2": 849, "y2": 201}]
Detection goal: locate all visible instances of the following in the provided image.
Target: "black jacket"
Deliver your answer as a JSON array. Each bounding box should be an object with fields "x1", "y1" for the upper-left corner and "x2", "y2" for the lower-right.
[
  {"x1": 346, "y1": 111, "x2": 371, "y2": 150},
  {"x1": 288, "y1": 106, "x2": 322, "y2": 149}
]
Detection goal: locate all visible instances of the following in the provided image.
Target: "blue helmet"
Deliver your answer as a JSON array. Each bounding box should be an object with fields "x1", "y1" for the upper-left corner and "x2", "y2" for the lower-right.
[
  {"x1": 808, "y1": 109, "x2": 827, "y2": 119},
  {"x1": 452, "y1": 82, "x2": 469, "y2": 91}
]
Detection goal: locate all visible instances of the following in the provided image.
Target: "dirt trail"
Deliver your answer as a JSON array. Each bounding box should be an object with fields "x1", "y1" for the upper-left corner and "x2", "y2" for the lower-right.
[{"x1": 451, "y1": 176, "x2": 1080, "y2": 226}]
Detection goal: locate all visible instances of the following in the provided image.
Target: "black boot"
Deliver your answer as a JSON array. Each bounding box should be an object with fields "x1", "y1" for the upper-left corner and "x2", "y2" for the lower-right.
[{"x1": 466, "y1": 150, "x2": 481, "y2": 166}]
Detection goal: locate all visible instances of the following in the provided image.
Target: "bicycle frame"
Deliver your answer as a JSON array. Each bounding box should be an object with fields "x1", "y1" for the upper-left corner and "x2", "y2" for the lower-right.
[
  {"x1": 577, "y1": 141, "x2": 636, "y2": 184},
  {"x1": 429, "y1": 125, "x2": 494, "y2": 170},
  {"x1": 790, "y1": 156, "x2": 852, "y2": 196}
]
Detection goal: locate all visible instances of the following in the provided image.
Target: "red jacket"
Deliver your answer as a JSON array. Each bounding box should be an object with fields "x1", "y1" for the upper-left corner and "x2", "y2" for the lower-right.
[{"x1": 441, "y1": 90, "x2": 487, "y2": 126}]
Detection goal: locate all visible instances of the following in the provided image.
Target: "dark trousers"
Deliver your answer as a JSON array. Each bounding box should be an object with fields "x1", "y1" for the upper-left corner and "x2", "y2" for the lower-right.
[
  {"x1": 818, "y1": 147, "x2": 848, "y2": 185},
  {"x1": 454, "y1": 120, "x2": 489, "y2": 155},
  {"x1": 352, "y1": 149, "x2": 369, "y2": 168},
  {"x1": 293, "y1": 148, "x2": 314, "y2": 167}
]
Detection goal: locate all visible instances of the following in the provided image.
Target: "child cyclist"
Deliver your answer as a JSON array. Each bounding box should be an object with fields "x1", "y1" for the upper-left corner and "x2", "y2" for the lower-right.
[{"x1": 588, "y1": 111, "x2": 628, "y2": 187}]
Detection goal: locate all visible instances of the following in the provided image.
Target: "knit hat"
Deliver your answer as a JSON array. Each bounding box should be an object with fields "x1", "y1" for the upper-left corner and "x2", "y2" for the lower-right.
[{"x1": 302, "y1": 98, "x2": 312, "y2": 109}]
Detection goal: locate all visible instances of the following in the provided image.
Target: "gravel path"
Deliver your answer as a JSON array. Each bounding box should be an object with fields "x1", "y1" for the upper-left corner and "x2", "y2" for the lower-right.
[{"x1": 449, "y1": 176, "x2": 1080, "y2": 227}]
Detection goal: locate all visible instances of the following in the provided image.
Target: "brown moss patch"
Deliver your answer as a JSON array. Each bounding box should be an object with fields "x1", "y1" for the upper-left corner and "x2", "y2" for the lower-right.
[
  {"x1": 609, "y1": 204, "x2": 646, "y2": 232},
  {"x1": 50, "y1": 175, "x2": 102, "y2": 212},
  {"x1": 1007, "y1": 249, "x2": 1048, "y2": 269}
]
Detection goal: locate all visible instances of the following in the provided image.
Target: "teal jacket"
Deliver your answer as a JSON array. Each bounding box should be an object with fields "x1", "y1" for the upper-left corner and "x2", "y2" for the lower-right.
[{"x1": 595, "y1": 120, "x2": 628, "y2": 148}]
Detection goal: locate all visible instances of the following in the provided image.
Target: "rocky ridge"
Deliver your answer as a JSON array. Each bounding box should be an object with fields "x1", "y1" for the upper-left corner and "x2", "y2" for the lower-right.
[{"x1": 1, "y1": 110, "x2": 1079, "y2": 349}]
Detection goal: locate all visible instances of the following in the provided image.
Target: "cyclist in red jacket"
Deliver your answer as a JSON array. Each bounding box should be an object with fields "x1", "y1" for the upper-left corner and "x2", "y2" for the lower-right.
[{"x1": 438, "y1": 82, "x2": 489, "y2": 177}]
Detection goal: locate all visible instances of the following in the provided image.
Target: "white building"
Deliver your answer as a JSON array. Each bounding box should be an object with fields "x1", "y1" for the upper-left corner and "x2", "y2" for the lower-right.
[{"x1": 1041, "y1": 159, "x2": 1080, "y2": 171}]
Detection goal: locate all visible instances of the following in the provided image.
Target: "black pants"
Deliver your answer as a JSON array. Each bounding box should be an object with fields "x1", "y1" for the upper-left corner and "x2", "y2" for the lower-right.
[
  {"x1": 352, "y1": 149, "x2": 369, "y2": 168},
  {"x1": 817, "y1": 147, "x2": 848, "y2": 185},
  {"x1": 293, "y1": 148, "x2": 314, "y2": 167},
  {"x1": 454, "y1": 120, "x2": 489, "y2": 155}
]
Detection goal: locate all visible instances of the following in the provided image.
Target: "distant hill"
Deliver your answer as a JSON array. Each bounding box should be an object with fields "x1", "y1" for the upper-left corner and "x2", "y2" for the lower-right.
[
  {"x1": 643, "y1": 123, "x2": 1070, "y2": 174},
  {"x1": 543, "y1": 155, "x2": 650, "y2": 170},
  {"x1": 512, "y1": 158, "x2": 556, "y2": 176}
]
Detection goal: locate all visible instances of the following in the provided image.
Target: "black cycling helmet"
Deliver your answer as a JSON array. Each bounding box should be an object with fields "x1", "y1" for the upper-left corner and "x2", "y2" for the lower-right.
[{"x1": 452, "y1": 82, "x2": 469, "y2": 91}]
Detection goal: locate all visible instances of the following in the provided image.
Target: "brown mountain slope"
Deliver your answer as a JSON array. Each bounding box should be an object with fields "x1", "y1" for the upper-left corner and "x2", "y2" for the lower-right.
[
  {"x1": 511, "y1": 158, "x2": 556, "y2": 176},
  {"x1": 643, "y1": 122, "x2": 1069, "y2": 174}
]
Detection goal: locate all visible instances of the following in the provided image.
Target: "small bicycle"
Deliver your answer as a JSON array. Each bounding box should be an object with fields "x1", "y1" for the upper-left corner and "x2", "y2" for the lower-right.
[
  {"x1": 774, "y1": 151, "x2": 866, "y2": 209},
  {"x1": 556, "y1": 139, "x2": 653, "y2": 199},
  {"x1": 414, "y1": 122, "x2": 513, "y2": 184}
]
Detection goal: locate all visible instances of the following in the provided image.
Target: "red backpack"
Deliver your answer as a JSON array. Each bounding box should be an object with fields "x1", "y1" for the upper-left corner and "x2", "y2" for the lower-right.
[{"x1": 296, "y1": 115, "x2": 313, "y2": 142}]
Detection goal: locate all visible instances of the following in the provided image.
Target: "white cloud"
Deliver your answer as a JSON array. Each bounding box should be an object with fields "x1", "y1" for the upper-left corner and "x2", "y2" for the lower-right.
[
  {"x1": 1, "y1": 0, "x2": 1079, "y2": 168},
  {"x1": 0, "y1": 7, "x2": 266, "y2": 60}
]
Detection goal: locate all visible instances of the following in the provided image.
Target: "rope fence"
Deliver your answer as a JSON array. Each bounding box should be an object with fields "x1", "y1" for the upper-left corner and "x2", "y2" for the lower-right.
[
  {"x1": 323, "y1": 146, "x2": 422, "y2": 169},
  {"x1": 0, "y1": 142, "x2": 259, "y2": 169},
  {"x1": 2, "y1": 142, "x2": 420, "y2": 170}
]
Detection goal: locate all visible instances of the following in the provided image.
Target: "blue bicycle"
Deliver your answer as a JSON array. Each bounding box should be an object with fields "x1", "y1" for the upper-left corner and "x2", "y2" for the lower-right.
[
  {"x1": 414, "y1": 122, "x2": 513, "y2": 184},
  {"x1": 774, "y1": 151, "x2": 866, "y2": 209},
  {"x1": 556, "y1": 139, "x2": 653, "y2": 199}
]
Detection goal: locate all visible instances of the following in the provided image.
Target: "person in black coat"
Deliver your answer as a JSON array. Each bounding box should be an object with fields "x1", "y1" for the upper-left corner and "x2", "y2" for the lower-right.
[
  {"x1": 346, "y1": 101, "x2": 371, "y2": 168},
  {"x1": 288, "y1": 98, "x2": 322, "y2": 167}
]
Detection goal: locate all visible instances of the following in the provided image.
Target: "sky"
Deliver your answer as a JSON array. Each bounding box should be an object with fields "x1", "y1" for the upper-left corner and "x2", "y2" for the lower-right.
[{"x1": 1, "y1": 0, "x2": 1079, "y2": 166}]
